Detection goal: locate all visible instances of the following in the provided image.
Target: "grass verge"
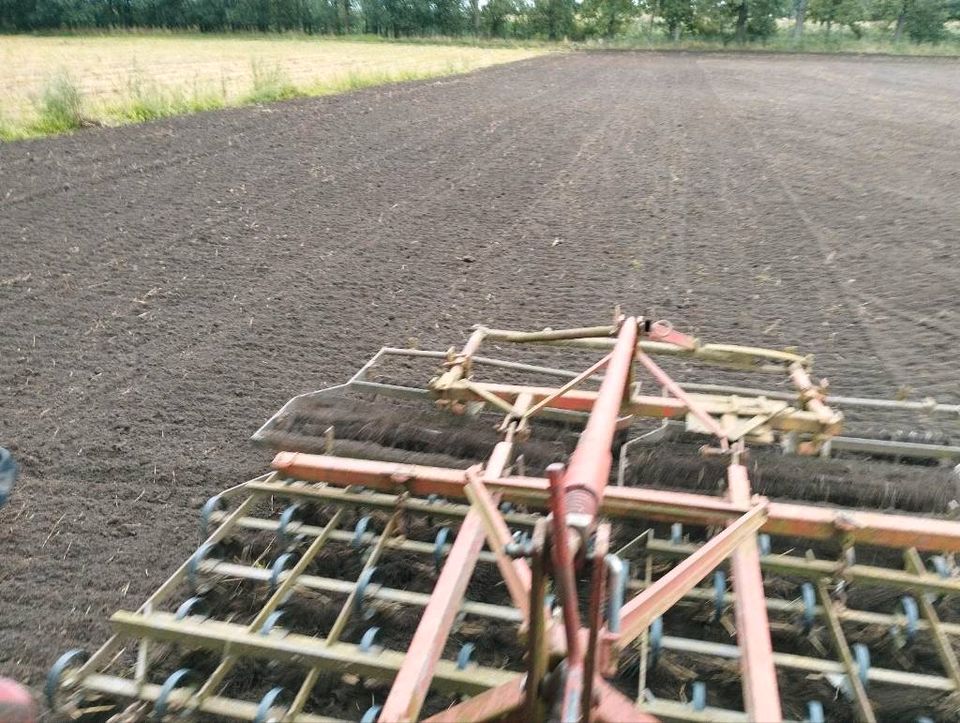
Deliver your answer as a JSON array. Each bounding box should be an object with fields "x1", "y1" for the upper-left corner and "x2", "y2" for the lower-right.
[{"x1": 0, "y1": 36, "x2": 545, "y2": 142}]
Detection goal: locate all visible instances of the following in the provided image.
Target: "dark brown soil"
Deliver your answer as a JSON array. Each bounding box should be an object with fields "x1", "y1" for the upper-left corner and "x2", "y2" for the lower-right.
[{"x1": 2, "y1": 51, "x2": 959, "y2": 713}]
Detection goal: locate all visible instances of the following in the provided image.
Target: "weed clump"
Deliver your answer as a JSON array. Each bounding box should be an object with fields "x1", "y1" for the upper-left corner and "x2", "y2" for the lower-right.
[
  {"x1": 244, "y1": 59, "x2": 300, "y2": 104},
  {"x1": 33, "y1": 72, "x2": 86, "y2": 133}
]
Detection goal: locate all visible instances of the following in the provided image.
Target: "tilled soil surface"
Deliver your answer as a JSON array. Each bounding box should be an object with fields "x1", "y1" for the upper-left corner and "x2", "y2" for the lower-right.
[{"x1": 2, "y1": 51, "x2": 959, "y2": 704}]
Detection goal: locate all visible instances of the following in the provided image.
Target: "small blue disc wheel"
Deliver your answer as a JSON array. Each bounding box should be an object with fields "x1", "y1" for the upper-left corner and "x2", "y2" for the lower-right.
[
  {"x1": 0, "y1": 447, "x2": 17, "y2": 508},
  {"x1": 154, "y1": 668, "x2": 195, "y2": 718},
  {"x1": 690, "y1": 681, "x2": 707, "y2": 711},
  {"x1": 852, "y1": 643, "x2": 871, "y2": 688},
  {"x1": 648, "y1": 616, "x2": 664, "y2": 667},
  {"x1": 806, "y1": 700, "x2": 825, "y2": 723},
  {"x1": 199, "y1": 495, "x2": 225, "y2": 537},
  {"x1": 712, "y1": 570, "x2": 727, "y2": 622},
  {"x1": 456, "y1": 642, "x2": 476, "y2": 670},
  {"x1": 361, "y1": 704, "x2": 382, "y2": 723},
  {"x1": 46, "y1": 649, "x2": 89, "y2": 710},
  {"x1": 254, "y1": 687, "x2": 287, "y2": 723},
  {"x1": 800, "y1": 582, "x2": 817, "y2": 633}
]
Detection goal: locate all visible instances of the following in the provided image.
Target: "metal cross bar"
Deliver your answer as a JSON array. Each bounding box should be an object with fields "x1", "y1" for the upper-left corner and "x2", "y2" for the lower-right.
[
  {"x1": 657, "y1": 633, "x2": 958, "y2": 691},
  {"x1": 271, "y1": 453, "x2": 960, "y2": 551},
  {"x1": 75, "y1": 674, "x2": 338, "y2": 723},
  {"x1": 380, "y1": 440, "x2": 516, "y2": 723},
  {"x1": 725, "y1": 463, "x2": 781, "y2": 721},
  {"x1": 194, "y1": 558, "x2": 521, "y2": 622},
  {"x1": 326, "y1": 511, "x2": 401, "y2": 645},
  {"x1": 816, "y1": 580, "x2": 876, "y2": 723},
  {"x1": 641, "y1": 535, "x2": 960, "y2": 596},
  {"x1": 618, "y1": 502, "x2": 768, "y2": 645},
  {"x1": 904, "y1": 548, "x2": 960, "y2": 690},
  {"x1": 109, "y1": 612, "x2": 517, "y2": 694}
]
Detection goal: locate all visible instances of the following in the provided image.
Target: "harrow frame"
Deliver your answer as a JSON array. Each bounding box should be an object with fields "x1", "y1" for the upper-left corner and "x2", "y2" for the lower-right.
[{"x1": 49, "y1": 316, "x2": 960, "y2": 722}]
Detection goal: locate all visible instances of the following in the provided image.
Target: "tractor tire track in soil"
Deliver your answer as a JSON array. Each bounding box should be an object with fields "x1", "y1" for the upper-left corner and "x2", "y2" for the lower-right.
[{"x1": 2, "y1": 52, "x2": 958, "y2": 695}]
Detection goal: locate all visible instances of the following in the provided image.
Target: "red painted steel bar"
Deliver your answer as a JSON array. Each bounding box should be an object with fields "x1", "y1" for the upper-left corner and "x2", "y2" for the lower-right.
[
  {"x1": 378, "y1": 507, "x2": 488, "y2": 722},
  {"x1": 560, "y1": 317, "x2": 638, "y2": 522},
  {"x1": 465, "y1": 471, "x2": 532, "y2": 620},
  {"x1": 726, "y1": 463, "x2": 782, "y2": 722},
  {"x1": 547, "y1": 464, "x2": 586, "y2": 722},
  {"x1": 379, "y1": 454, "x2": 513, "y2": 722},
  {"x1": 592, "y1": 679, "x2": 661, "y2": 723},
  {"x1": 634, "y1": 348, "x2": 728, "y2": 446},
  {"x1": 270, "y1": 454, "x2": 960, "y2": 551},
  {"x1": 617, "y1": 503, "x2": 768, "y2": 645},
  {"x1": 422, "y1": 677, "x2": 526, "y2": 723}
]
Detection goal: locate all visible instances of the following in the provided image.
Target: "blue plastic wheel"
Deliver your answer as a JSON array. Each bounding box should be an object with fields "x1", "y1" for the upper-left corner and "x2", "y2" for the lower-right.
[
  {"x1": 0, "y1": 447, "x2": 17, "y2": 508},
  {"x1": 45, "y1": 649, "x2": 89, "y2": 710},
  {"x1": 254, "y1": 687, "x2": 286, "y2": 723}
]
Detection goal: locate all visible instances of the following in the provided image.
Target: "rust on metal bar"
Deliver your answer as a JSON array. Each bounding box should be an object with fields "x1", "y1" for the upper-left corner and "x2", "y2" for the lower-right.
[{"x1": 618, "y1": 502, "x2": 768, "y2": 645}]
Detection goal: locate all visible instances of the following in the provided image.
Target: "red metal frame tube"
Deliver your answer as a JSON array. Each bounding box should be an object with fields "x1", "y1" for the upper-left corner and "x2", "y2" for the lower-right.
[
  {"x1": 726, "y1": 463, "x2": 782, "y2": 722},
  {"x1": 422, "y1": 676, "x2": 526, "y2": 722},
  {"x1": 547, "y1": 464, "x2": 583, "y2": 667},
  {"x1": 560, "y1": 318, "x2": 638, "y2": 521},
  {"x1": 617, "y1": 503, "x2": 768, "y2": 645},
  {"x1": 592, "y1": 679, "x2": 661, "y2": 723},
  {"x1": 379, "y1": 507, "x2": 488, "y2": 722},
  {"x1": 379, "y1": 452, "x2": 513, "y2": 722},
  {"x1": 634, "y1": 348, "x2": 727, "y2": 445},
  {"x1": 465, "y1": 470, "x2": 532, "y2": 620},
  {"x1": 270, "y1": 454, "x2": 960, "y2": 551}
]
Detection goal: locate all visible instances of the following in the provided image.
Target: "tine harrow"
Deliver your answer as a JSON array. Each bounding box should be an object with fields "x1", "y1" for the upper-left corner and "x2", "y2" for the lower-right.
[{"x1": 48, "y1": 315, "x2": 960, "y2": 722}]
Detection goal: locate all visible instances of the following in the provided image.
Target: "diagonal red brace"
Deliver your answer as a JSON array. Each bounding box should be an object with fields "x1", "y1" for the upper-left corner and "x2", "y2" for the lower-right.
[
  {"x1": 465, "y1": 469, "x2": 532, "y2": 620},
  {"x1": 617, "y1": 502, "x2": 768, "y2": 646},
  {"x1": 378, "y1": 505, "x2": 489, "y2": 722}
]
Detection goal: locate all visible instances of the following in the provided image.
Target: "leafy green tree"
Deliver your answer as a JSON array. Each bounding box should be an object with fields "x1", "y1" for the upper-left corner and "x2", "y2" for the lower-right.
[
  {"x1": 581, "y1": 0, "x2": 636, "y2": 37},
  {"x1": 874, "y1": 0, "x2": 947, "y2": 41},
  {"x1": 658, "y1": 0, "x2": 694, "y2": 38},
  {"x1": 807, "y1": 0, "x2": 866, "y2": 34},
  {"x1": 528, "y1": 0, "x2": 576, "y2": 38},
  {"x1": 432, "y1": 0, "x2": 465, "y2": 35},
  {"x1": 725, "y1": 0, "x2": 782, "y2": 42},
  {"x1": 482, "y1": 0, "x2": 517, "y2": 35}
]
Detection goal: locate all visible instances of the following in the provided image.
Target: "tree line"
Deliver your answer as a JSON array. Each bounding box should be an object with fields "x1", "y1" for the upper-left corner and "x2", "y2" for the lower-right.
[{"x1": 1, "y1": 0, "x2": 956, "y2": 41}]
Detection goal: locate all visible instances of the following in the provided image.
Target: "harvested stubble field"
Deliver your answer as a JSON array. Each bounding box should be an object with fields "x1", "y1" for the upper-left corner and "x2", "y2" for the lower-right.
[
  {"x1": 1, "y1": 51, "x2": 959, "y2": 716},
  {"x1": 0, "y1": 34, "x2": 542, "y2": 134}
]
